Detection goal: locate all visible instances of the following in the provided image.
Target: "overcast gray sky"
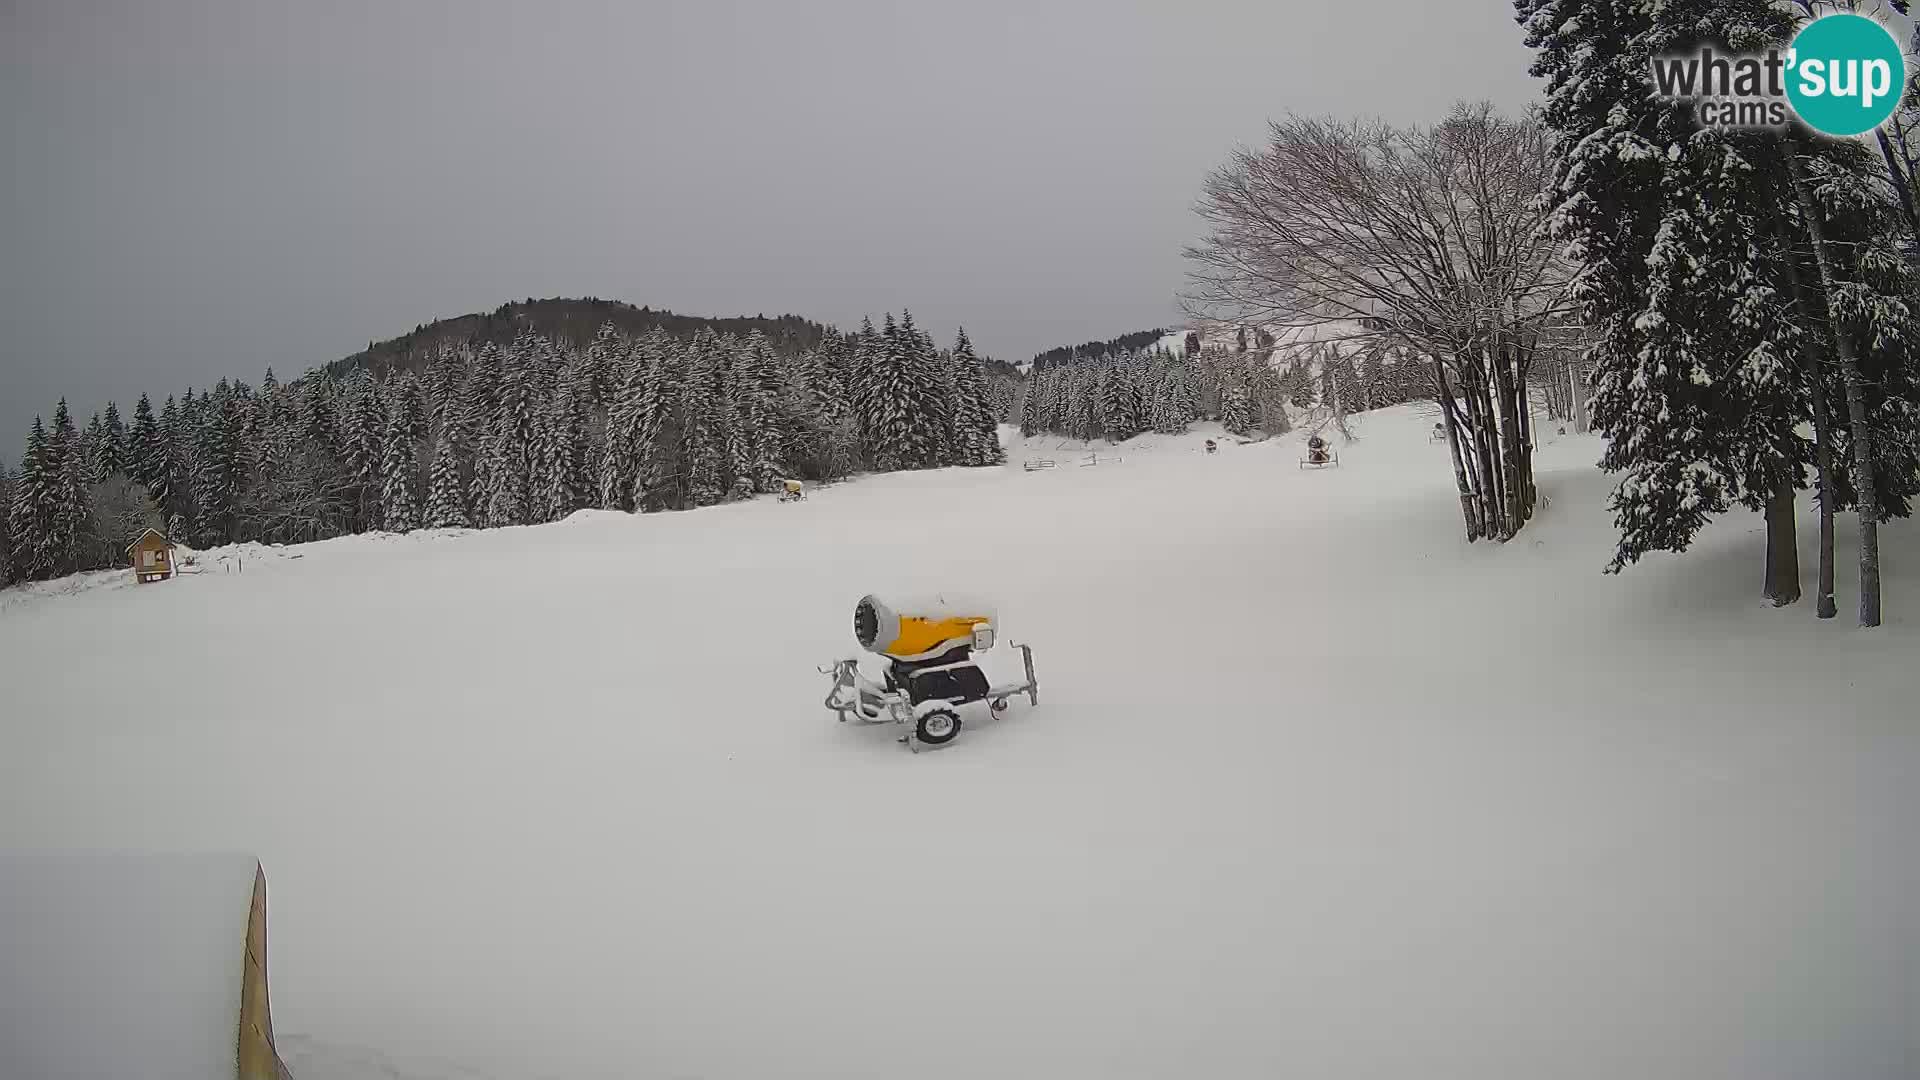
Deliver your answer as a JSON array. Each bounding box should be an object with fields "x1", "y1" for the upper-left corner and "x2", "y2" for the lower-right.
[{"x1": 0, "y1": 0, "x2": 1539, "y2": 451}]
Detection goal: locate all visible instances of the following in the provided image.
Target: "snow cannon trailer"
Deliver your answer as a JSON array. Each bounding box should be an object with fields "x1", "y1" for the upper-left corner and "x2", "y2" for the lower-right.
[{"x1": 821, "y1": 594, "x2": 1038, "y2": 751}]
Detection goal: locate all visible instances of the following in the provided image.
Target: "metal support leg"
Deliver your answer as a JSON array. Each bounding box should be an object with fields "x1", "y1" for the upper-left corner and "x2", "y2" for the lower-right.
[{"x1": 1014, "y1": 642, "x2": 1038, "y2": 707}]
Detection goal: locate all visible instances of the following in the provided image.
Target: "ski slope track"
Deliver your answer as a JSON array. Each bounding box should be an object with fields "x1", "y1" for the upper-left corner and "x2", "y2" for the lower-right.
[{"x1": 4, "y1": 405, "x2": 1917, "y2": 1080}]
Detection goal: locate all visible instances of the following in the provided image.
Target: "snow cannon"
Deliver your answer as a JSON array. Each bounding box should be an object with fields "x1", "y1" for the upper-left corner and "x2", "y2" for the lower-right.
[
  {"x1": 822, "y1": 594, "x2": 1039, "y2": 751},
  {"x1": 853, "y1": 594, "x2": 998, "y2": 659}
]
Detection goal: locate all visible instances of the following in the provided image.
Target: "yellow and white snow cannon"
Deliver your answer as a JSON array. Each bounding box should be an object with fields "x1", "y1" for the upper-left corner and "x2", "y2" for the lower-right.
[{"x1": 821, "y1": 594, "x2": 1039, "y2": 750}]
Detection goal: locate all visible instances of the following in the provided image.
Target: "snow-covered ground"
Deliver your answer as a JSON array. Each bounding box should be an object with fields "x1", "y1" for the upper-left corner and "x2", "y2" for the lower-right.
[
  {"x1": 1, "y1": 853, "x2": 261, "y2": 1080},
  {"x1": 4, "y1": 405, "x2": 1919, "y2": 1080}
]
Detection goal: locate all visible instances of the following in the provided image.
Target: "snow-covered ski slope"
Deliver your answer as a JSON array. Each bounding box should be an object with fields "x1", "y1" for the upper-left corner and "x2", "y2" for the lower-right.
[{"x1": 5, "y1": 405, "x2": 1919, "y2": 1080}]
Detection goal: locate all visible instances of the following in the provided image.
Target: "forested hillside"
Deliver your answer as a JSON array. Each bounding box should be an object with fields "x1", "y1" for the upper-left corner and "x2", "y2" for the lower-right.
[{"x1": 1, "y1": 313, "x2": 1013, "y2": 583}]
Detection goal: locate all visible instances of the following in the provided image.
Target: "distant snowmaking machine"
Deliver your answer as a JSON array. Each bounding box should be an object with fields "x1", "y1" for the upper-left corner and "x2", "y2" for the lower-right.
[{"x1": 820, "y1": 594, "x2": 1038, "y2": 751}]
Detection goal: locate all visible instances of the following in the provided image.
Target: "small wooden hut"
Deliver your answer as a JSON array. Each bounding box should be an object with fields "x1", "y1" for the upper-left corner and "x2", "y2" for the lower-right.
[{"x1": 127, "y1": 528, "x2": 177, "y2": 583}]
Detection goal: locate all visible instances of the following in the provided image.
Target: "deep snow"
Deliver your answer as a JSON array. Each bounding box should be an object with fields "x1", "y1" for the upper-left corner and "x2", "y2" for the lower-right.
[
  {"x1": 3, "y1": 405, "x2": 1918, "y2": 1080},
  {"x1": 0, "y1": 853, "x2": 260, "y2": 1080}
]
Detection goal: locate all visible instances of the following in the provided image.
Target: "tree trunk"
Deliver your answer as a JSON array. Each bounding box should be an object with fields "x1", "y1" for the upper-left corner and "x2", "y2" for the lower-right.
[
  {"x1": 1764, "y1": 477, "x2": 1801, "y2": 606},
  {"x1": 1493, "y1": 340, "x2": 1527, "y2": 529},
  {"x1": 1467, "y1": 366, "x2": 1507, "y2": 538},
  {"x1": 1780, "y1": 246, "x2": 1839, "y2": 620},
  {"x1": 1789, "y1": 147, "x2": 1882, "y2": 627},
  {"x1": 1433, "y1": 359, "x2": 1481, "y2": 541},
  {"x1": 1875, "y1": 128, "x2": 1920, "y2": 242},
  {"x1": 1569, "y1": 360, "x2": 1590, "y2": 434}
]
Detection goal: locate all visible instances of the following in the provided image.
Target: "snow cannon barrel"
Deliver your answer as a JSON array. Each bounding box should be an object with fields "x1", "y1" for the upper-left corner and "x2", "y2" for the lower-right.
[{"x1": 854, "y1": 594, "x2": 998, "y2": 660}]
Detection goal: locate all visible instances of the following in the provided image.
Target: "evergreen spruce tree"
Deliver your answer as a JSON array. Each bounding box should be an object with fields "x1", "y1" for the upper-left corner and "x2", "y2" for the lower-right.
[
  {"x1": 862, "y1": 314, "x2": 926, "y2": 471},
  {"x1": 681, "y1": 333, "x2": 728, "y2": 507},
  {"x1": 425, "y1": 425, "x2": 470, "y2": 529},
  {"x1": 82, "y1": 414, "x2": 108, "y2": 486},
  {"x1": 632, "y1": 334, "x2": 682, "y2": 510},
  {"x1": 1523, "y1": 0, "x2": 1851, "y2": 602},
  {"x1": 380, "y1": 402, "x2": 420, "y2": 532},
  {"x1": 896, "y1": 311, "x2": 941, "y2": 468},
  {"x1": 849, "y1": 316, "x2": 881, "y2": 460},
  {"x1": 532, "y1": 371, "x2": 589, "y2": 522},
  {"x1": 481, "y1": 331, "x2": 540, "y2": 526},
  {"x1": 8, "y1": 419, "x2": 51, "y2": 580},
  {"x1": 101, "y1": 401, "x2": 128, "y2": 477},
  {"x1": 468, "y1": 428, "x2": 495, "y2": 524},
  {"x1": 584, "y1": 321, "x2": 624, "y2": 405},
  {"x1": 395, "y1": 371, "x2": 430, "y2": 447},
  {"x1": 336, "y1": 369, "x2": 385, "y2": 532},
  {"x1": 949, "y1": 328, "x2": 1004, "y2": 465},
  {"x1": 1065, "y1": 364, "x2": 1096, "y2": 442},
  {"x1": 1221, "y1": 375, "x2": 1254, "y2": 436},
  {"x1": 466, "y1": 341, "x2": 505, "y2": 435},
  {"x1": 190, "y1": 385, "x2": 241, "y2": 545},
  {"x1": 44, "y1": 401, "x2": 91, "y2": 576},
  {"x1": 259, "y1": 369, "x2": 280, "y2": 417},
  {"x1": 0, "y1": 467, "x2": 14, "y2": 585},
  {"x1": 129, "y1": 394, "x2": 162, "y2": 494},
  {"x1": 740, "y1": 331, "x2": 787, "y2": 491},
  {"x1": 1020, "y1": 371, "x2": 1043, "y2": 436},
  {"x1": 712, "y1": 336, "x2": 753, "y2": 497},
  {"x1": 599, "y1": 338, "x2": 652, "y2": 511}
]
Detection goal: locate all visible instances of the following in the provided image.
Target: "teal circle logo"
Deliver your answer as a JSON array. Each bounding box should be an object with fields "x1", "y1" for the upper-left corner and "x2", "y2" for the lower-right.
[{"x1": 1787, "y1": 14, "x2": 1906, "y2": 137}]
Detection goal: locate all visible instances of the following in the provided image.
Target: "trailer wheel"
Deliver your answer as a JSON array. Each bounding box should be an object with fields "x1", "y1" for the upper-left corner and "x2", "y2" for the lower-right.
[{"x1": 916, "y1": 707, "x2": 962, "y2": 745}]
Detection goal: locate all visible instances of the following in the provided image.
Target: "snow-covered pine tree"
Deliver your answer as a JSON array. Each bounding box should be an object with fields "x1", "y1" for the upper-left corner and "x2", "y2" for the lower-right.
[
  {"x1": 336, "y1": 368, "x2": 385, "y2": 531},
  {"x1": 44, "y1": 400, "x2": 91, "y2": 577},
  {"x1": 534, "y1": 369, "x2": 590, "y2": 522},
  {"x1": 154, "y1": 394, "x2": 193, "y2": 540},
  {"x1": 680, "y1": 333, "x2": 727, "y2": 507},
  {"x1": 259, "y1": 368, "x2": 281, "y2": 420},
  {"x1": 849, "y1": 316, "x2": 881, "y2": 461},
  {"x1": 739, "y1": 331, "x2": 787, "y2": 491},
  {"x1": 949, "y1": 328, "x2": 1004, "y2": 465},
  {"x1": 633, "y1": 332, "x2": 683, "y2": 510},
  {"x1": 468, "y1": 427, "x2": 495, "y2": 524},
  {"x1": 101, "y1": 400, "x2": 128, "y2": 476},
  {"x1": 584, "y1": 321, "x2": 623, "y2": 406},
  {"x1": 465, "y1": 341, "x2": 505, "y2": 436},
  {"x1": 0, "y1": 467, "x2": 13, "y2": 584},
  {"x1": 1525, "y1": 0, "x2": 1818, "y2": 594},
  {"x1": 302, "y1": 375, "x2": 338, "y2": 455},
  {"x1": 425, "y1": 423, "x2": 470, "y2": 529},
  {"x1": 380, "y1": 400, "x2": 420, "y2": 532},
  {"x1": 701, "y1": 334, "x2": 749, "y2": 499},
  {"x1": 82, "y1": 413, "x2": 107, "y2": 487},
  {"x1": 862, "y1": 314, "x2": 920, "y2": 471},
  {"x1": 1099, "y1": 355, "x2": 1145, "y2": 442},
  {"x1": 598, "y1": 340, "x2": 645, "y2": 511},
  {"x1": 7, "y1": 419, "x2": 51, "y2": 580},
  {"x1": 395, "y1": 371, "x2": 430, "y2": 447},
  {"x1": 191, "y1": 383, "x2": 246, "y2": 546},
  {"x1": 1065, "y1": 362, "x2": 1096, "y2": 442},
  {"x1": 904, "y1": 312, "x2": 950, "y2": 467},
  {"x1": 421, "y1": 346, "x2": 459, "y2": 431},
  {"x1": 482, "y1": 331, "x2": 541, "y2": 526},
  {"x1": 128, "y1": 394, "x2": 162, "y2": 495},
  {"x1": 1220, "y1": 373, "x2": 1254, "y2": 436}
]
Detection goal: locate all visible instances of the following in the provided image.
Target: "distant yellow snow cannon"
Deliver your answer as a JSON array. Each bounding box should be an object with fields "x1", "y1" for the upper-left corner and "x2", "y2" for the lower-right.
[{"x1": 821, "y1": 594, "x2": 1039, "y2": 750}]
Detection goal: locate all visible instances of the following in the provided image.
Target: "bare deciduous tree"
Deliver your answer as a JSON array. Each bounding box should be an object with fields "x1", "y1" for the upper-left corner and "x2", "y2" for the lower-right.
[{"x1": 1184, "y1": 102, "x2": 1572, "y2": 540}]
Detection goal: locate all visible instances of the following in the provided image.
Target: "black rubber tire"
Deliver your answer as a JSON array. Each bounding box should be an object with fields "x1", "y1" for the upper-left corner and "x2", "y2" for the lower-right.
[{"x1": 916, "y1": 707, "x2": 962, "y2": 745}]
